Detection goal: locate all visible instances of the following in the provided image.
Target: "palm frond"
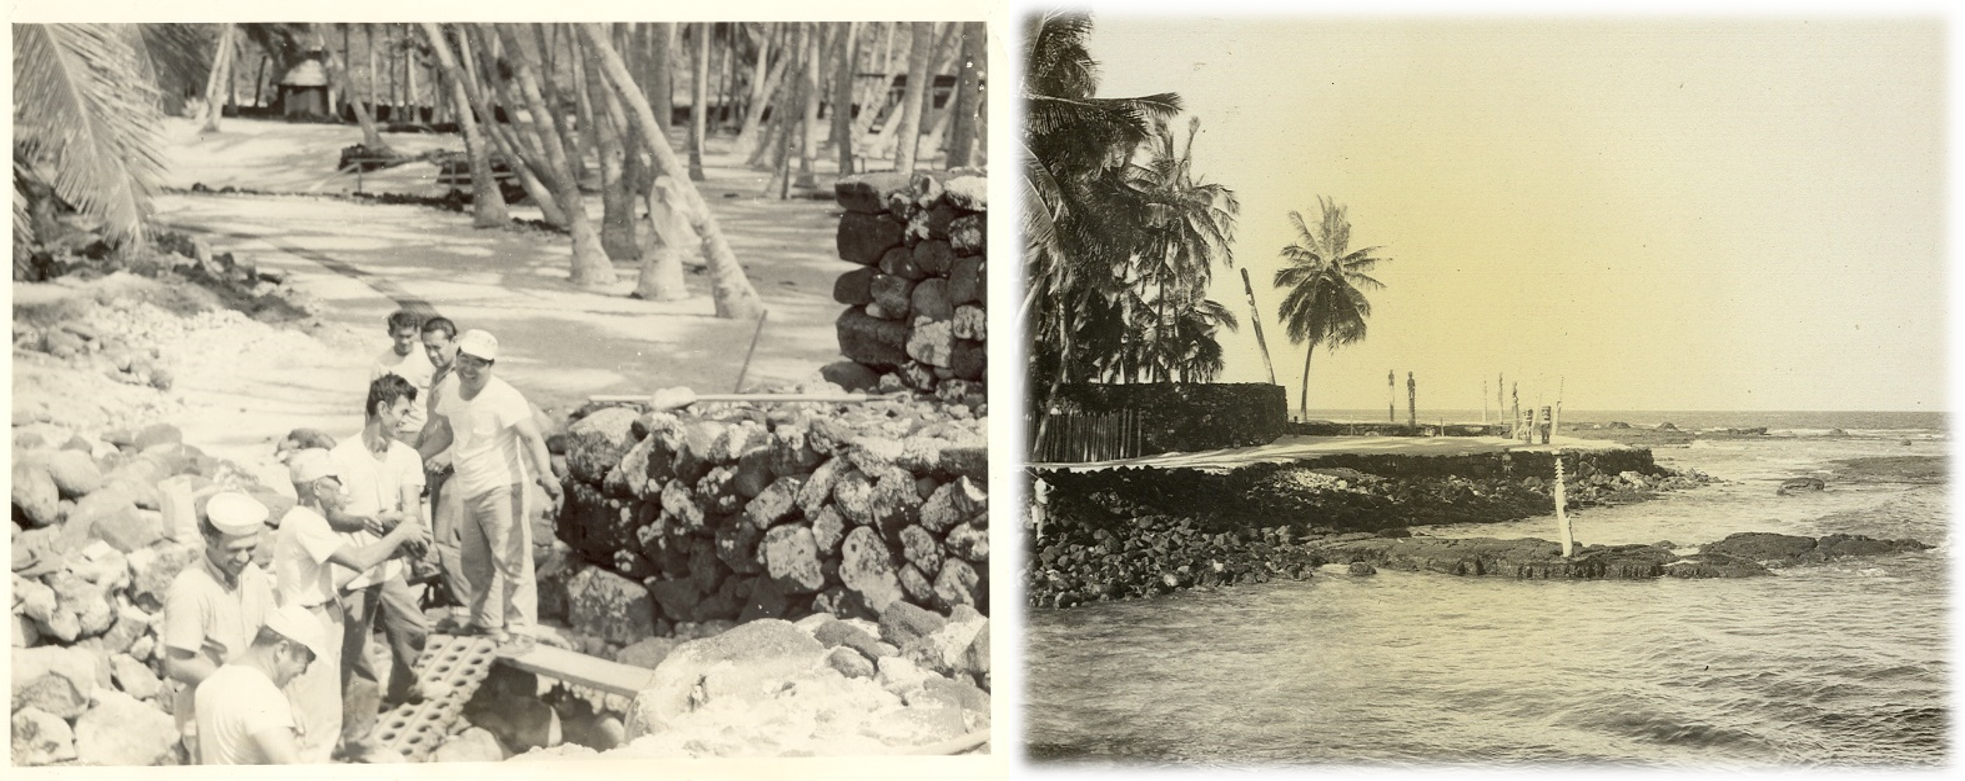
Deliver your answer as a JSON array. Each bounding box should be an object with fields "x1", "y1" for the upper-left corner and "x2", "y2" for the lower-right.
[{"x1": 13, "y1": 23, "x2": 168, "y2": 255}]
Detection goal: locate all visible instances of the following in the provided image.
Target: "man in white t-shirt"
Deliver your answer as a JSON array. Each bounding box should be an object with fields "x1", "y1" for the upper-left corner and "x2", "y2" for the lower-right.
[
  {"x1": 195, "y1": 604, "x2": 331, "y2": 765},
  {"x1": 371, "y1": 309, "x2": 436, "y2": 442},
  {"x1": 162, "y1": 492, "x2": 277, "y2": 760},
  {"x1": 273, "y1": 449, "x2": 427, "y2": 763},
  {"x1": 328, "y1": 374, "x2": 430, "y2": 711},
  {"x1": 416, "y1": 330, "x2": 559, "y2": 657}
]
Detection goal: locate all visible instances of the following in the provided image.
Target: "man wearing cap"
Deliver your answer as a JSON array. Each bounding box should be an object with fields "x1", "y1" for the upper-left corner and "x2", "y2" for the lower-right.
[
  {"x1": 329, "y1": 374, "x2": 431, "y2": 715},
  {"x1": 274, "y1": 449, "x2": 428, "y2": 762},
  {"x1": 163, "y1": 491, "x2": 278, "y2": 760},
  {"x1": 194, "y1": 604, "x2": 331, "y2": 764},
  {"x1": 372, "y1": 309, "x2": 436, "y2": 443},
  {"x1": 416, "y1": 329, "x2": 560, "y2": 657}
]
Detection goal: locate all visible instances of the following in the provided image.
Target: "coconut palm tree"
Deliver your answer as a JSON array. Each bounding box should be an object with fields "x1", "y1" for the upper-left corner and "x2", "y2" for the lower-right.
[
  {"x1": 1136, "y1": 116, "x2": 1238, "y2": 382},
  {"x1": 13, "y1": 23, "x2": 170, "y2": 263},
  {"x1": 1272, "y1": 197, "x2": 1390, "y2": 420},
  {"x1": 1023, "y1": 12, "x2": 1179, "y2": 402}
]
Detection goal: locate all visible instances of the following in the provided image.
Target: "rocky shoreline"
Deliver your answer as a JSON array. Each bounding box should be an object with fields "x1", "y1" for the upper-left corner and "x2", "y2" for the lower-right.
[{"x1": 1023, "y1": 449, "x2": 1926, "y2": 608}]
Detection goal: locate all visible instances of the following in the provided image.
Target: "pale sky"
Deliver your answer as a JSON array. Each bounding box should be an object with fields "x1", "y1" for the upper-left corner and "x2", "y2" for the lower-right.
[{"x1": 1086, "y1": 15, "x2": 1945, "y2": 412}]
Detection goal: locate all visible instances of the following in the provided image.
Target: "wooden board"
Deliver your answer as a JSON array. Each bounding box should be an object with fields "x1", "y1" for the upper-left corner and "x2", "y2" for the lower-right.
[{"x1": 495, "y1": 643, "x2": 659, "y2": 698}]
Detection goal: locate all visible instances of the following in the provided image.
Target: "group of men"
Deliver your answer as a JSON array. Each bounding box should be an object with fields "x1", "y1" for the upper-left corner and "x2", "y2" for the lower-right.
[{"x1": 159, "y1": 310, "x2": 559, "y2": 764}]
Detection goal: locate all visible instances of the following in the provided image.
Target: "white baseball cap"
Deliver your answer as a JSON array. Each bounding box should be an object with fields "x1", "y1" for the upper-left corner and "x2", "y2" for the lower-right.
[
  {"x1": 455, "y1": 329, "x2": 499, "y2": 362},
  {"x1": 263, "y1": 604, "x2": 332, "y2": 660},
  {"x1": 287, "y1": 448, "x2": 339, "y2": 484},
  {"x1": 204, "y1": 492, "x2": 269, "y2": 536}
]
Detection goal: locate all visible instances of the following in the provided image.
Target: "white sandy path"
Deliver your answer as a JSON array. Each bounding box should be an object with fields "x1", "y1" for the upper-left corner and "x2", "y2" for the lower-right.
[{"x1": 144, "y1": 118, "x2": 855, "y2": 489}]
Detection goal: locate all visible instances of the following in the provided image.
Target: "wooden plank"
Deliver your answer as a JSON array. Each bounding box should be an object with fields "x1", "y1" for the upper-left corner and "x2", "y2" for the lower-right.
[{"x1": 495, "y1": 643, "x2": 658, "y2": 698}]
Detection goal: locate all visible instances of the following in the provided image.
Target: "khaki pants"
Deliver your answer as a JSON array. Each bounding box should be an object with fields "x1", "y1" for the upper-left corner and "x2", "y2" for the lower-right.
[{"x1": 460, "y1": 484, "x2": 535, "y2": 638}]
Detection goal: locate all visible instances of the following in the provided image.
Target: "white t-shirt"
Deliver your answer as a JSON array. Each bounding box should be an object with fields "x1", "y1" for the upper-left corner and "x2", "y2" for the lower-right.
[
  {"x1": 371, "y1": 345, "x2": 436, "y2": 435},
  {"x1": 273, "y1": 506, "x2": 343, "y2": 609},
  {"x1": 437, "y1": 376, "x2": 534, "y2": 498},
  {"x1": 195, "y1": 663, "x2": 296, "y2": 765},
  {"x1": 327, "y1": 437, "x2": 425, "y2": 590}
]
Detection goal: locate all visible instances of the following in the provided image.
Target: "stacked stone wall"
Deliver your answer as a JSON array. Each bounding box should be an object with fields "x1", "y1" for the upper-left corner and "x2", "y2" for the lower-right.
[
  {"x1": 552, "y1": 393, "x2": 989, "y2": 639},
  {"x1": 828, "y1": 170, "x2": 986, "y2": 405}
]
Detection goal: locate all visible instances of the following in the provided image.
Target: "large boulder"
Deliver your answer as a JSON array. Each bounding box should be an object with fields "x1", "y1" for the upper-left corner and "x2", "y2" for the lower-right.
[
  {"x1": 12, "y1": 706, "x2": 79, "y2": 766},
  {"x1": 126, "y1": 540, "x2": 200, "y2": 613},
  {"x1": 72, "y1": 688, "x2": 178, "y2": 766},
  {"x1": 1699, "y1": 532, "x2": 1818, "y2": 564},
  {"x1": 760, "y1": 525, "x2": 825, "y2": 594},
  {"x1": 624, "y1": 619, "x2": 826, "y2": 736},
  {"x1": 111, "y1": 654, "x2": 163, "y2": 701},
  {"x1": 45, "y1": 449, "x2": 105, "y2": 499},
  {"x1": 838, "y1": 527, "x2": 904, "y2": 613},
  {"x1": 565, "y1": 407, "x2": 643, "y2": 485},
  {"x1": 565, "y1": 568, "x2": 656, "y2": 647},
  {"x1": 877, "y1": 601, "x2": 947, "y2": 651},
  {"x1": 13, "y1": 461, "x2": 61, "y2": 528}
]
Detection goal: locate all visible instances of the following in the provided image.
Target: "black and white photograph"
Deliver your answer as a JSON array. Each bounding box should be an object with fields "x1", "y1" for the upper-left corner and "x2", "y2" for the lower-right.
[
  {"x1": 1021, "y1": 6, "x2": 1948, "y2": 770},
  {"x1": 10, "y1": 12, "x2": 994, "y2": 767}
]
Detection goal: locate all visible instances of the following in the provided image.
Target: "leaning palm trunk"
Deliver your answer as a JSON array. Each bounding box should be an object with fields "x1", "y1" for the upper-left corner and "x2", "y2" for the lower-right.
[
  {"x1": 581, "y1": 22, "x2": 764, "y2": 319},
  {"x1": 420, "y1": 23, "x2": 508, "y2": 227},
  {"x1": 199, "y1": 24, "x2": 235, "y2": 134},
  {"x1": 579, "y1": 36, "x2": 637, "y2": 262},
  {"x1": 499, "y1": 23, "x2": 615, "y2": 287},
  {"x1": 634, "y1": 174, "x2": 692, "y2": 301},
  {"x1": 318, "y1": 33, "x2": 390, "y2": 155},
  {"x1": 464, "y1": 26, "x2": 567, "y2": 226},
  {"x1": 890, "y1": 22, "x2": 935, "y2": 172}
]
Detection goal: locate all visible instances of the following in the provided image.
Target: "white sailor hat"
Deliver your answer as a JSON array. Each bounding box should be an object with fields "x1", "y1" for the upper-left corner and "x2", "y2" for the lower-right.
[
  {"x1": 263, "y1": 604, "x2": 333, "y2": 660},
  {"x1": 287, "y1": 448, "x2": 339, "y2": 484},
  {"x1": 204, "y1": 491, "x2": 269, "y2": 536}
]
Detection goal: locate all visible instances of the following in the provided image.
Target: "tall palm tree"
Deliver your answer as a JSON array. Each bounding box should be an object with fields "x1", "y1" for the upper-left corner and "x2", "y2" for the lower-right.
[
  {"x1": 1272, "y1": 197, "x2": 1389, "y2": 420},
  {"x1": 1023, "y1": 12, "x2": 1178, "y2": 403},
  {"x1": 1136, "y1": 116, "x2": 1238, "y2": 382}
]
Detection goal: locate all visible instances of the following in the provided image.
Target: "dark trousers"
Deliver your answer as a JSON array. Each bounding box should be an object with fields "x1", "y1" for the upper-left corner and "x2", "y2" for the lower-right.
[{"x1": 341, "y1": 572, "x2": 429, "y2": 704}]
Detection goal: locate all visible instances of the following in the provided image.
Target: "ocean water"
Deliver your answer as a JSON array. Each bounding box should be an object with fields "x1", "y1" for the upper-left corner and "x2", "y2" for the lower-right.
[{"x1": 1025, "y1": 412, "x2": 1949, "y2": 768}]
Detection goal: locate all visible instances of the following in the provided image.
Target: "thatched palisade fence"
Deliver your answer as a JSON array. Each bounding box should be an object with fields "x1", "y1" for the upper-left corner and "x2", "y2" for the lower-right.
[{"x1": 1030, "y1": 383, "x2": 1287, "y2": 462}]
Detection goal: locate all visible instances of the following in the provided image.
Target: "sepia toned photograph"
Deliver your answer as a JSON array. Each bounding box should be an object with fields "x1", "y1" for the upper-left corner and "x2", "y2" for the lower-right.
[
  {"x1": 12, "y1": 17, "x2": 992, "y2": 766},
  {"x1": 1021, "y1": 9, "x2": 1945, "y2": 769}
]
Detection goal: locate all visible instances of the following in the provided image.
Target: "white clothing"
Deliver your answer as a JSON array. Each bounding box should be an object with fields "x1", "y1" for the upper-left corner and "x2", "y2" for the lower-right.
[
  {"x1": 371, "y1": 345, "x2": 436, "y2": 435},
  {"x1": 194, "y1": 663, "x2": 296, "y2": 765},
  {"x1": 273, "y1": 506, "x2": 342, "y2": 609},
  {"x1": 437, "y1": 376, "x2": 535, "y2": 498},
  {"x1": 326, "y1": 437, "x2": 424, "y2": 590}
]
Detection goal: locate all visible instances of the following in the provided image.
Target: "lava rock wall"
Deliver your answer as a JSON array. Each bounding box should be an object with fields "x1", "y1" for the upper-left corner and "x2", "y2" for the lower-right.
[
  {"x1": 552, "y1": 394, "x2": 989, "y2": 636},
  {"x1": 829, "y1": 171, "x2": 986, "y2": 404}
]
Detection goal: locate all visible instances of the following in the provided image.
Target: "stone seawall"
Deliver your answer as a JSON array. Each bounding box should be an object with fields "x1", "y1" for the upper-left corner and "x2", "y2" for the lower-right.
[
  {"x1": 828, "y1": 170, "x2": 986, "y2": 404},
  {"x1": 552, "y1": 392, "x2": 989, "y2": 639},
  {"x1": 1026, "y1": 447, "x2": 1712, "y2": 607}
]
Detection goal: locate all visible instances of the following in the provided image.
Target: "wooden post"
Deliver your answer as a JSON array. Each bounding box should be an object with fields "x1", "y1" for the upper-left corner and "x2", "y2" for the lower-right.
[
  {"x1": 1387, "y1": 369, "x2": 1395, "y2": 423},
  {"x1": 1555, "y1": 455, "x2": 1573, "y2": 557},
  {"x1": 1482, "y1": 379, "x2": 1489, "y2": 425},
  {"x1": 1406, "y1": 372, "x2": 1417, "y2": 428},
  {"x1": 1540, "y1": 406, "x2": 1553, "y2": 445},
  {"x1": 1511, "y1": 382, "x2": 1521, "y2": 442}
]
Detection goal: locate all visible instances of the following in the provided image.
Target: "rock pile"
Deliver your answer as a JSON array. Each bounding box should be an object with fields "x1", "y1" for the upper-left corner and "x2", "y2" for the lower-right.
[
  {"x1": 828, "y1": 170, "x2": 986, "y2": 404},
  {"x1": 1027, "y1": 515, "x2": 1320, "y2": 608},
  {"x1": 11, "y1": 421, "x2": 283, "y2": 766},
  {"x1": 552, "y1": 387, "x2": 988, "y2": 649}
]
